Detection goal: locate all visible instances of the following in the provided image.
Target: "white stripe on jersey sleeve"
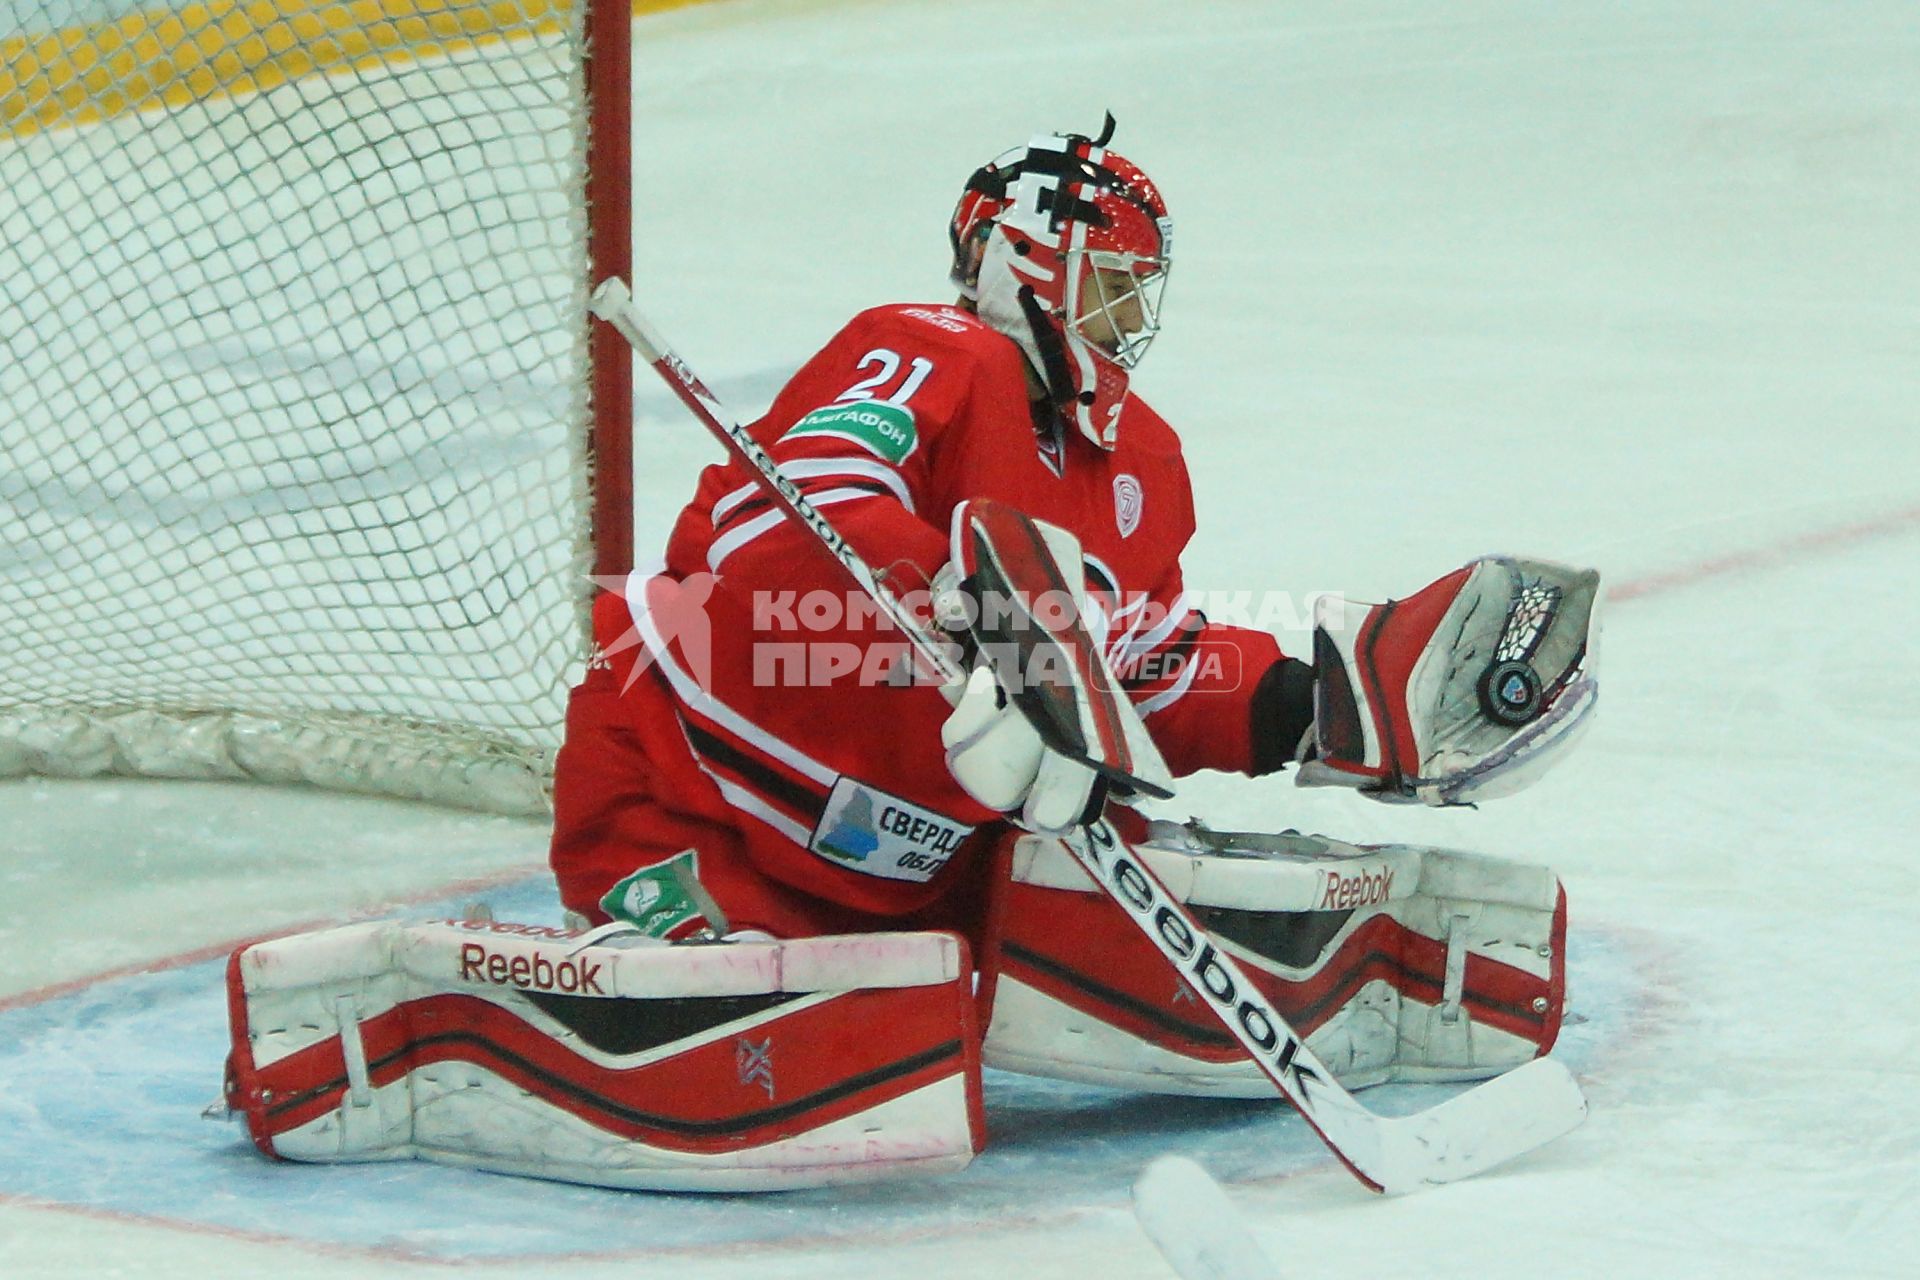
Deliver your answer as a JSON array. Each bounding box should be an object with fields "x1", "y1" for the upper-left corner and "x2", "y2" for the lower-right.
[
  {"x1": 707, "y1": 488, "x2": 906, "y2": 573},
  {"x1": 708, "y1": 772, "x2": 815, "y2": 845},
  {"x1": 706, "y1": 508, "x2": 787, "y2": 574},
  {"x1": 1136, "y1": 645, "x2": 1203, "y2": 716},
  {"x1": 1116, "y1": 590, "x2": 1198, "y2": 665},
  {"x1": 1085, "y1": 596, "x2": 1113, "y2": 647},
  {"x1": 711, "y1": 457, "x2": 916, "y2": 527}
]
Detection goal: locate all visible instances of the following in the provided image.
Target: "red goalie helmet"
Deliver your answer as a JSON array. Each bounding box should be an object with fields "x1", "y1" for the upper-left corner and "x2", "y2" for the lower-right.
[{"x1": 949, "y1": 116, "x2": 1171, "y2": 449}]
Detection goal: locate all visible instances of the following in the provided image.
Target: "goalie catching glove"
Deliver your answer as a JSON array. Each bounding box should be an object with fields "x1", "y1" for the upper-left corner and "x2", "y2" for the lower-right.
[
  {"x1": 937, "y1": 500, "x2": 1172, "y2": 834},
  {"x1": 1298, "y1": 556, "x2": 1601, "y2": 806}
]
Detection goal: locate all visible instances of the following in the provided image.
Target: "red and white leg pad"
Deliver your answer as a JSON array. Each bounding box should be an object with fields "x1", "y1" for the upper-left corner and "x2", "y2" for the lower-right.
[
  {"x1": 224, "y1": 920, "x2": 984, "y2": 1191},
  {"x1": 982, "y1": 822, "x2": 1567, "y2": 1097}
]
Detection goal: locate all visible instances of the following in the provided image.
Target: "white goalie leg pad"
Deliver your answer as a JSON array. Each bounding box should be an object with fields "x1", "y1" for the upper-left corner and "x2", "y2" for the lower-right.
[
  {"x1": 983, "y1": 822, "x2": 1567, "y2": 1097},
  {"x1": 225, "y1": 919, "x2": 984, "y2": 1191}
]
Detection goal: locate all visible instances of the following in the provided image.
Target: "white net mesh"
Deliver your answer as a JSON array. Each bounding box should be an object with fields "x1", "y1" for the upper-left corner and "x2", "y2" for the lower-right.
[{"x1": 0, "y1": 2, "x2": 603, "y2": 813}]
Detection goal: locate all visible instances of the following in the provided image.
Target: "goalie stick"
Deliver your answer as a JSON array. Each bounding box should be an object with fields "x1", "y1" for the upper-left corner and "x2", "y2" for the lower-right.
[
  {"x1": 587, "y1": 278, "x2": 1588, "y2": 1193},
  {"x1": 1133, "y1": 1155, "x2": 1283, "y2": 1280}
]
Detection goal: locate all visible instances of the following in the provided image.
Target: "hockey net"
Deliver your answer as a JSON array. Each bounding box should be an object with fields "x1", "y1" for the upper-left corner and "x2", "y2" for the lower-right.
[{"x1": 0, "y1": 1, "x2": 633, "y2": 814}]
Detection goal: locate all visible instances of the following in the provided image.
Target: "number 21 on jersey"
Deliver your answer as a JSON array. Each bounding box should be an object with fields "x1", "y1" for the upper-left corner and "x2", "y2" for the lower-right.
[{"x1": 837, "y1": 349, "x2": 933, "y2": 406}]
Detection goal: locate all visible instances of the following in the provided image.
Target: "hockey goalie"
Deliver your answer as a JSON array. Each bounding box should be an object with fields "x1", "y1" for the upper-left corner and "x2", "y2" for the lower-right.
[{"x1": 223, "y1": 121, "x2": 1600, "y2": 1193}]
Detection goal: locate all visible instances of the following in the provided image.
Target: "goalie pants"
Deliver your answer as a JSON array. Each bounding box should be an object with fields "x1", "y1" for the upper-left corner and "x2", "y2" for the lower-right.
[{"x1": 550, "y1": 655, "x2": 1016, "y2": 947}]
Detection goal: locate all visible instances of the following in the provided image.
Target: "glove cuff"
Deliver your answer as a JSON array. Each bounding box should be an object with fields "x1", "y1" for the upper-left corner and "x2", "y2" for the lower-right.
[{"x1": 1248, "y1": 657, "x2": 1316, "y2": 777}]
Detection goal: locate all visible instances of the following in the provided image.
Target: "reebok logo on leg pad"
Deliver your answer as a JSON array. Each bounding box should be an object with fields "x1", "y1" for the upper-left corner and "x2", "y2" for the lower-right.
[{"x1": 458, "y1": 943, "x2": 605, "y2": 995}]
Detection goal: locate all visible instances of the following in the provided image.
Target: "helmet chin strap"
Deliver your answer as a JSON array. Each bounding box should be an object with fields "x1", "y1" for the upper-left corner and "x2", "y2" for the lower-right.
[
  {"x1": 1017, "y1": 284, "x2": 1078, "y2": 413},
  {"x1": 1018, "y1": 286, "x2": 1117, "y2": 450}
]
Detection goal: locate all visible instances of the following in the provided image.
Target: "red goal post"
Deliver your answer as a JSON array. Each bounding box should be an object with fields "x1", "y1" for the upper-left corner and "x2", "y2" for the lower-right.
[{"x1": 0, "y1": 1, "x2": 639, "y2": 813}]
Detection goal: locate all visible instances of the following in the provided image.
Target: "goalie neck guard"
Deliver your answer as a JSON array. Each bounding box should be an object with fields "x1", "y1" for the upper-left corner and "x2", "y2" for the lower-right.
[{"x1": 949, "y1": 115, "x2": 1171, "y2": 450}]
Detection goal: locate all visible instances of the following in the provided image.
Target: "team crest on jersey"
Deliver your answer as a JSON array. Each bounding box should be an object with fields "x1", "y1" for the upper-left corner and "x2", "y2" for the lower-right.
[{"x1": 1113, "y1": 473, "x2": 1144, "y2": 538}]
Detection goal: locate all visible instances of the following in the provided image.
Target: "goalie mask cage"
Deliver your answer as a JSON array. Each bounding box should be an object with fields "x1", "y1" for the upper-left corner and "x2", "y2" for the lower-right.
[{"x1": 0, "y1": 1, "x2": 634, "y2": 814}]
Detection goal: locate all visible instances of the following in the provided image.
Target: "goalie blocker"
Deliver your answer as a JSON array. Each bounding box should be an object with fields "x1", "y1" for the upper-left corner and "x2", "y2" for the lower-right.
[{"x1": 222, "y1": 822, "x2": 1563, "y2": 1191}]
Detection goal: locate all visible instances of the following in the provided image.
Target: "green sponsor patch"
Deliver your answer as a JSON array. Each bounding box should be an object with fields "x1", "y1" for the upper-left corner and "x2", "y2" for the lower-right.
[
  {"x1": 781, "y1": 399, "x2": 918, "y2": 465},
  {"x1": 599, "y1": 850, "x2": 711, "y2": 939}
]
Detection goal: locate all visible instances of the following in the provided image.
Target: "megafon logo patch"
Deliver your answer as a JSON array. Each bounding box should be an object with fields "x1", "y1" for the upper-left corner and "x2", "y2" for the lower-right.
[
  {"x1": 590, "y1": 570, "x2": 716, "y2": 694},
  {"x1": 781, "y1": 400, "x2": 918, "y2": 466}
]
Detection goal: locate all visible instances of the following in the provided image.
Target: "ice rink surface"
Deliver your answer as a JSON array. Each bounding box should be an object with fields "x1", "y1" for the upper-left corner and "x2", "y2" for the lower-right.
[{"x1": 3, "y1": 0, "x2": 1918, "y2": 1275}]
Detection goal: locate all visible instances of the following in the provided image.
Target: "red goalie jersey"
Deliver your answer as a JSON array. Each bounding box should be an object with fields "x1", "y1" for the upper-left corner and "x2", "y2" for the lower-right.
[{"x1": 550, "y1": 303, "x2": 1297, "y2": 934}]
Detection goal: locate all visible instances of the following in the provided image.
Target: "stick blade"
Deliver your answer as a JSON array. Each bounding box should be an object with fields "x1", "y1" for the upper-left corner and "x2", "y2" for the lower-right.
[
  {"x1": 1132, "y1": 1156, "x2": 1283, "y2": 1280},
  {"x1": 1332, "y1": 1057, "x2": 1588, "y2": 1195}
]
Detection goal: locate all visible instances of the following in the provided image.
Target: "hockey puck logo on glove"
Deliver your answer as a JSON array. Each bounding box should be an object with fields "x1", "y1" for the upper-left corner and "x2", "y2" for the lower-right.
[{"x1": 1478, "y1": 660, "x2": 1543, "y2": 725}]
